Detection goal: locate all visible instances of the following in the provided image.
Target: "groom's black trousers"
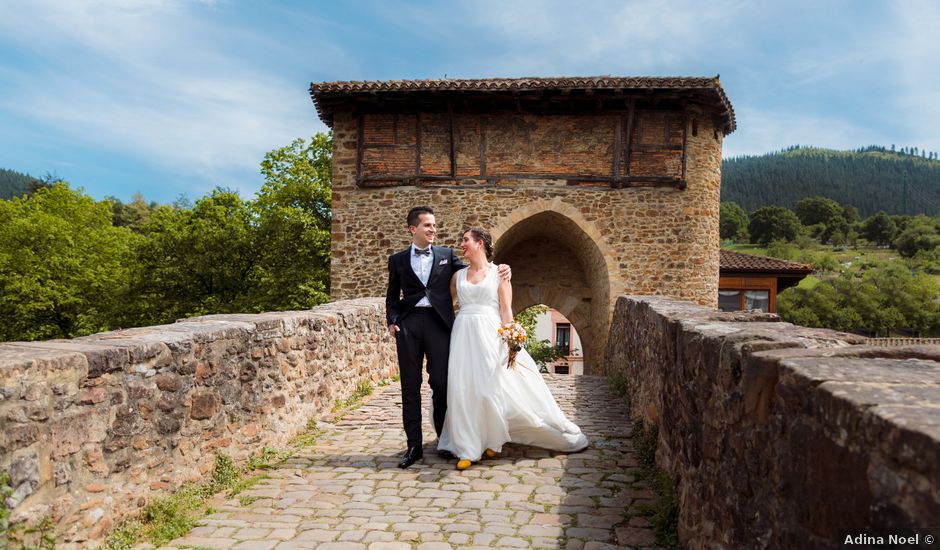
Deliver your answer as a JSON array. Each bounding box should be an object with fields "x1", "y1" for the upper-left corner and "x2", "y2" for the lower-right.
[{"x1": 395, "y1": 308, "x2": 450, "y2": 448}]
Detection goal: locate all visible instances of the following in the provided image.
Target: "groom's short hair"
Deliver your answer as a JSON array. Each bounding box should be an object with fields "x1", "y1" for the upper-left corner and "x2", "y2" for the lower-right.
[{"x1": 407, "y1": 206, "x2": 435, "y2": 227}]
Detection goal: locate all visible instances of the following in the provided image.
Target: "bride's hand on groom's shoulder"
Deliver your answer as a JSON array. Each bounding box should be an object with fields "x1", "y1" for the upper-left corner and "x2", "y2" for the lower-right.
[{"x1": 497, "y1": 264, "x2": 511, "y2": 281}]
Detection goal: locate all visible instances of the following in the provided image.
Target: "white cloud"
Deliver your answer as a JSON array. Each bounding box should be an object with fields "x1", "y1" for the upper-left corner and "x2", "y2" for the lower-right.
[
  {"x1": 888, "y1": 0, "x2": 940, "y2": 152},
  {"x1": 0, "y1": 0, "x2": 328, "y2": 197},
  {"x1": 724, "y1": 106, "x2": 881, "y2": 157},
  {"x1": 375, "y1": 0, "x2": 744, "y2": 77}
]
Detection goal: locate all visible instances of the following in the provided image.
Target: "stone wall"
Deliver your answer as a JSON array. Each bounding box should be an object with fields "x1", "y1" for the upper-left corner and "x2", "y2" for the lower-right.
[
  {"x1": 0, "y1": 299, "x2": 397, "y2": 545},
  {"x1": 866, "y1": 337, "x2": 940, "y2": 347},
  {"x1": 331, "y1": 109, "x2": 724, "y2": 373},
  {"x1": 605, "y1": 296, "x2": 940, "y2": 549}
]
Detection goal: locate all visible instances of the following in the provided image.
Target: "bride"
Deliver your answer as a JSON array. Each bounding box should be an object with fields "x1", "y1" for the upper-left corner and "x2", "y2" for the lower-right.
[{"x1": 437, "y1": 227, "x2": 589, "y2": 470}]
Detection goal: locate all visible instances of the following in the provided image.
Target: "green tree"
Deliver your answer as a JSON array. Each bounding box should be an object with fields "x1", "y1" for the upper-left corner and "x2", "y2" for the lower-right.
[
  {"x1": 794, "y1": 196, "x2": 842, "y2": 227},
  {"x1": 251, "y1": 133, "x2": 333, "y2": 310},
  {"x1": 842, "y1": 204, "x2": 860, "y2": 225},
  {"x1": 125, "y1": 189, "x2": 258, "y2": 326},
  {"x1": 860, "y1": 211, "x2": 897, "y2": 246},
  {"x1": 515, "y1": 305, "x2": 566, "y2": 370},
  {"x1": 109, "y1": 191, "x2": 156, "y2": 232},
  {"x1": 748, "y1": 206, "x2": 801, "y2": 245},
  {"x1": 0, "y1": 183, "x2": 135, "y2": 341},
  {"x1": 905, "y1": 248, "x2": 940, "y2": 275},
  {"x1": 0, "y1": 168, "x2": 40, "y2": 200},
  {"x1": 778, "y1": 262, "x2": 940, "y2": 336},
  {"x1": 123, "y1": 133, "x2": 334, "y2": 326},
  {"x1": 719, "y1": 202, "x2": 748, "y2": 241},
  {"x1": 894, "y1": 216, "x2": 940, "y2": 257}
]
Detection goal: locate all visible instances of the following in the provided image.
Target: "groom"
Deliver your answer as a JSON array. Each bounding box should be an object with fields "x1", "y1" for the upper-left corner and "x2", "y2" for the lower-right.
[{"x1": 386, "y1": 206, "x2": 509, "y2": 468}]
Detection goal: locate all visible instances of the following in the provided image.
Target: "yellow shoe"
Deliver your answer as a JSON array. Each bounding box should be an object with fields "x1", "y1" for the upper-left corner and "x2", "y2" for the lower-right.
[
  {"x1": 484, "y1": 448, "x2": 498, "y2": 459},
  {"x1": 456, "y1": 459, "x2": 472, "y2": 470}
]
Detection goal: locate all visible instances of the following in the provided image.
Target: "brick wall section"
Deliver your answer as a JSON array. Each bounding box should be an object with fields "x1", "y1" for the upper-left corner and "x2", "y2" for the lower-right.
[
  {"x1": 0, "y1": 299, "x2": 397, "y2": 545},
  {"x1": 331, "y1": 109, "x2": 723, "y2": 372},
  {"x1": 605, "y1": 296, "x2": 940, "y2": 549}
]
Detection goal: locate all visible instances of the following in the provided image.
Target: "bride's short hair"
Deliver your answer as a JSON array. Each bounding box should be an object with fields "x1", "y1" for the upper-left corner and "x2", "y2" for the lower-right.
[{"x1": 465, "y1": 227, "x2": 493, "y2": 259}]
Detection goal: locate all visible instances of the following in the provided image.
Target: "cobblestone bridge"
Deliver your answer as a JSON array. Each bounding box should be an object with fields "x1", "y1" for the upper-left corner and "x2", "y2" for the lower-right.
[{"x1": 164, "y1": 376, "x2": 657, "y2": 550}]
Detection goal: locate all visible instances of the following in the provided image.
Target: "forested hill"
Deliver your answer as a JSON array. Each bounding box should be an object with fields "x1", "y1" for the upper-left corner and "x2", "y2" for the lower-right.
[
  {"x1": 721, "y1": 146, "x2": 940, "y2": 217},
  {"x1": 0, "y1": 168, "x2": 40, "y2": 200}
]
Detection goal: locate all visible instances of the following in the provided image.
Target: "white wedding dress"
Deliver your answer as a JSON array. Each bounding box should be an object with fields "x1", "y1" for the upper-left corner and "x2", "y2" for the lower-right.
[{"x1": 437, "y1": 265, "x2": 589, "y2": 461}]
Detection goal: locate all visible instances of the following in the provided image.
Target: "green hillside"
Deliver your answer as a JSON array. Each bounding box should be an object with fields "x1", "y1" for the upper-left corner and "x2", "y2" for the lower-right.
[
  {"x1": 0, "y1": 168, "x2": 40, "y2": 200},
  {"x1": 721, "y1": 146, "x2": 940, "y2": 216}
]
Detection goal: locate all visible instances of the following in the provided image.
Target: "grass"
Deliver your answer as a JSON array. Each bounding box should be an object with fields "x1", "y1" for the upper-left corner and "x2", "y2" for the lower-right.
[
  {"x1": 82, "y1": 375, "x2": 391, "y2": 549},
  {"x1": 103, "y1": 454, "x2": 241, "y2": 549},
  {"x1": 104, "y1": 419, "x2": 324, "y2": 550},
  {"x1": 630, "y1": 421, "x2": 679, "y2": 550},
  {"x1": 608, "y1": 370, "x2": 630, "y2": 399},
  {"x1": 331, "y1": 379, "x2": 375, "y2": 417}
]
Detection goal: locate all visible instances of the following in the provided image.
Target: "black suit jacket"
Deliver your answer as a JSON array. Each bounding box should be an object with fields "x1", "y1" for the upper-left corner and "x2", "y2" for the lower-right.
[{"x1": 386, "y1": 246, "x2": 466, "y2": 329}]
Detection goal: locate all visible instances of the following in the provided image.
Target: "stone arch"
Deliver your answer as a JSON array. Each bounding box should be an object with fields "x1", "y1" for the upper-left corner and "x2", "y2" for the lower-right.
[{"x1": 491, "y1": 199, "x2": 616, "y2": 375}]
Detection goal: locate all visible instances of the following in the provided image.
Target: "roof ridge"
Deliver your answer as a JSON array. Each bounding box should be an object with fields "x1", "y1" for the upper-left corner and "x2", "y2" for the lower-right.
[
  {"x1": 309, "y1": 75, "x2": 735, "y2": 133},
  {"x1": 719, "y1": 249, "x2": 814, "y2": 271}
]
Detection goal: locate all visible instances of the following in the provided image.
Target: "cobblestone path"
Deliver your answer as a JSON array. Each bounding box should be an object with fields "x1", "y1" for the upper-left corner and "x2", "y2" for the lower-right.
[{"x1": 165, "y1": 375, "x2": 658, "y2": 549}]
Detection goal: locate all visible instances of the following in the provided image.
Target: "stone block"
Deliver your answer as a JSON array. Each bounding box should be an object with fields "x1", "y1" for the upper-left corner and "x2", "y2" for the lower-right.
[
  {"x1": 53, "y1": 410, "x2": 108, "y2": 457},
  {"x1": 190, "y1": 393, "x2": 217, "y2": 420}
]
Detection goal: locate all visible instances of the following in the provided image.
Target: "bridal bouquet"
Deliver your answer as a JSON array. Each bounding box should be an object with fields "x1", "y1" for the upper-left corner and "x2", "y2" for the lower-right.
[{"x1": 498, "y1": 321, "x2": 527, "y2": 369}]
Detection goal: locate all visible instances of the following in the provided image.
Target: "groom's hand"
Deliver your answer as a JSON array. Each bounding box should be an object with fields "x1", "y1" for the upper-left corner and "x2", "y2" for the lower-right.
[
  {"x1": 497, "y1": 263, "x2": 512, "y2": 281},
  {"x1": 388, "y1": 324, "x2": 400, "y2": 337}
]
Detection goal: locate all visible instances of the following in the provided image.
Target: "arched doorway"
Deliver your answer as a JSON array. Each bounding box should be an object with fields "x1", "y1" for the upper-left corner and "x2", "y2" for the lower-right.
[{"x1": 492, "y1": 208, "x2": 611, "y2": 374}]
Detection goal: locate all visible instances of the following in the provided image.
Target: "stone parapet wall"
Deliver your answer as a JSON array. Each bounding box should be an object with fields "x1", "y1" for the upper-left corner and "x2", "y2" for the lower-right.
[
  {"x1": 605, "y1": 296, "x2": 940, "y2": 549},
  {"x1": 866, "y1": 337, "x2": 940, "y2": 347},
  {"x1": 0, "y1": 298, "x2": 397, "y2": 545}
]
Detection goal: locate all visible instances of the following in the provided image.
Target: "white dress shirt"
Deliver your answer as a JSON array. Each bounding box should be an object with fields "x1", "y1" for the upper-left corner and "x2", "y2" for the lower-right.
[{"x1": 410, "y1": 243, "x2": 433, "y2": 307}]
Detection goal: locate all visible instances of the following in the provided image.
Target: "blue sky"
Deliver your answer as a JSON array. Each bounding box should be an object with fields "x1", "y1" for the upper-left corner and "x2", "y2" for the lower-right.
[{"x1": 1, "y1": 0, "x2": 937, "y2": 203}]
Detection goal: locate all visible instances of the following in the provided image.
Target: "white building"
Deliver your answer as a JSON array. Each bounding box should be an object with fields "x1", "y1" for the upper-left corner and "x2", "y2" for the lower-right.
[{"x1": 533, "y1": 307, "x2": 583, "y2": 375}]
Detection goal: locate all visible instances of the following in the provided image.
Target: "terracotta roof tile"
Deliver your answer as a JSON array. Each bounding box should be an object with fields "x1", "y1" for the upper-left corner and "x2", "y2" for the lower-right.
[
  {"x1": 309, "y1": 75, "x2": 735, "y2": 133},
  {"x1": 719, "y1": 250, "x2": 814, "y2": 274}
]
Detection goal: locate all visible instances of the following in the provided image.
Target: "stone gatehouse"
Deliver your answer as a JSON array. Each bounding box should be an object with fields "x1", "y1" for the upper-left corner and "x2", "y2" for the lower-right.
[{"x1": 310, "y1": 76, "x2": 735, "y2": 373}]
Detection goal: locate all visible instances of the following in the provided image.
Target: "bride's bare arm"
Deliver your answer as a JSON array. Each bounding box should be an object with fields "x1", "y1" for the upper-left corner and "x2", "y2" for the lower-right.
[
  {"x1": 450, "y1": 272, "x2": 459, "y2": 311},
  {"x1": 497, "y1": 276, "x2": 513, "y2": 324}
]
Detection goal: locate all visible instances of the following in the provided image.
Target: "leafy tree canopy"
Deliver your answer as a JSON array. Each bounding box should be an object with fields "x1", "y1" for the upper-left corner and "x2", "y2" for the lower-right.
[
  {"x1": 778, "y1": 261, "x2": 940, "y2": 336},
  {"x1": 894, "y1": 216, "x2": 940, "y2": 258},
  {"x1": 0, "y1": 183, "x2": 136, "y2": 340},
  {"x1": 719, "y1": 202, "x2": 748, "y2": 241},
  {"x1": 794, "y1": 196, "x2": 843, "y2": 227},
  {"x1": 860, "y1": 211, "x2": 897, "y2": 246},
  {"x1": 748, "y1": 206, "x2": 802, "y2": 245},
  {"x1": 0, "y1": 133, "x2": 335, "y2": 342}
]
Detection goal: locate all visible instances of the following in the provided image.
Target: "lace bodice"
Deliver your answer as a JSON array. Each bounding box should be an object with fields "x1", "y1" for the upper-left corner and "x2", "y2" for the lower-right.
[{"x1": 456, "y1": 264, "x2": 500, "y2": 315}]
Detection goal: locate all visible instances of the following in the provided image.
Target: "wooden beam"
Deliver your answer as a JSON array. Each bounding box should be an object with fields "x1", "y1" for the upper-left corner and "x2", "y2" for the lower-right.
[
  {"x1": 415, "y1": 112, "x2": 422, "y2": 176},
  {"x1": 681, "y1": 112, "x2": 689, "y2": 182},
  {"x1": 359, "y1": 173, "x2": 686, "y2": 185},
  {"x1": 631, "y1": 143, "x2": 684, "y2": 152},
  {"x1": 448, "y1": 99, "x2": 456, "y2": 177},
  {"x1": 612, "y1": 115, "x2": 622, "y2": 181},
  {"x1": 358, "y1": 144, "x2": 416, "y2": 150},
  {"x1": 479, "y1": 115, "x2": 487, "y2": 177},
  {"x1": 623, "y1": 100, "x2": 636, "y2": 186},
  {"x1": 355, "y1": 114, "x2": 364, "y2": 186}
]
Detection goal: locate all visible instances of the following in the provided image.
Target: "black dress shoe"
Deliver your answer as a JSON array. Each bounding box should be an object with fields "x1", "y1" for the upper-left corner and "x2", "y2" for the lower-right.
[
  {"x1": 437, "y1": 449, "x2": 456, "y2": 460},
  {"x1": 398, "y1": 446, "x2": 423, "y2": 469}
]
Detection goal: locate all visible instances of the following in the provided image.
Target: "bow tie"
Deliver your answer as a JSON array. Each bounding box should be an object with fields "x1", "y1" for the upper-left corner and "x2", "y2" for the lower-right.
[{"x1": 414, "y1": 247, "x2": 431, "y2": 256}]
